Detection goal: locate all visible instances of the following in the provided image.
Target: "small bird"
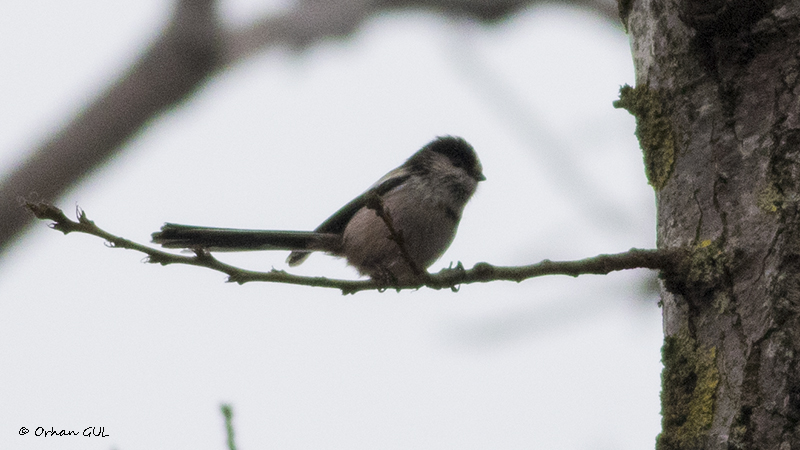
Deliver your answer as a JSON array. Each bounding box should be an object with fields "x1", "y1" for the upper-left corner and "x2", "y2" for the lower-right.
[{"x1": 152, "y1": 136, "x2": 485, "y2": 283}]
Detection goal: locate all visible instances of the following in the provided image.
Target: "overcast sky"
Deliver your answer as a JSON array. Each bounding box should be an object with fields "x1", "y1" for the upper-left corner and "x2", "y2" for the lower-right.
[{"x1": 1, "y1": 1, "x2": 662, "y2": 449}]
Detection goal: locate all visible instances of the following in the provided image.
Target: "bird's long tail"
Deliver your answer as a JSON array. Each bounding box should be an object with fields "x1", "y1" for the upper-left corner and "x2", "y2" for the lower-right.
[{"x1": 152, "y1": 223, "x2": 339, "y2": 254}]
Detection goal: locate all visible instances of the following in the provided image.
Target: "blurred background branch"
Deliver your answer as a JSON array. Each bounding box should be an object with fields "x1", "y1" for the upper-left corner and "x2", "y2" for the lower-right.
[{"x1": 0, "y1": 0, "x2": 617, "y2": 257}]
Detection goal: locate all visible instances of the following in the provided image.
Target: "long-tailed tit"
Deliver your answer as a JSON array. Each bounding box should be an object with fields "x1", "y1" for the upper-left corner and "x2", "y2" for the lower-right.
[{"x1": 152, "y1": 136, "x2": 485, "y2": 283}]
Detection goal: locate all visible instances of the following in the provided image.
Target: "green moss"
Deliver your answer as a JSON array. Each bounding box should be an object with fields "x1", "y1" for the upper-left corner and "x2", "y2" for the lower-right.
[
  {"x1": 685, "y1": 240, "x2": 728, "y2": 291},
  {"x1": 757, "y1": 183, "x2": 783, "y2": 213},
  {"x1": 728, "y1": 406, "x2": 752, "y2": 449},
  {"x1": 656, "y1": 330, "x2": 719, "y2": 450},
  {"x1": 712, "y1": 290, "x2": 731, "y2": 314},
  {"x1": 614, "y1": 84, "x2": 676, "y2": 191},
  {"x1": 663, "y1": 239, "x2": 729, "y2": 296}
]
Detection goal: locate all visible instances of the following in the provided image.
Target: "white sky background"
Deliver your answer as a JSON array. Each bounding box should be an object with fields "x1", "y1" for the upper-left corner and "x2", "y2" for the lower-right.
[{"x1": 0, "y1": 1, "x2": 662, "y2": 449}]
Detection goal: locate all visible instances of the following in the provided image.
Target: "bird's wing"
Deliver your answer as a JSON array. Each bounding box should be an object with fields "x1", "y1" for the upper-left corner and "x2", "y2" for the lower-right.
[
  {"x1": 313, "y1": 168, "x2": 410, "y2": 234},
  {"x1": 286, "y1": 168, "x2": 409, "y2": 266}
]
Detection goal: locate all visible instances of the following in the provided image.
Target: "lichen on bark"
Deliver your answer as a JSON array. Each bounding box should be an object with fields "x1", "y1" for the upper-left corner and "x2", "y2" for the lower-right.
[
  {"x1": 661, "y1": 239, "x2": 729, "y2": 298},
  {"x1": 657, "y1": 330, "x2": 719, "y2": 450},
  {"x1": 757, "y1": 183, "x2": 783, "y2": 213},
  {"x1": 614, "y1": 84, "x2": 675, "y2": 191}
]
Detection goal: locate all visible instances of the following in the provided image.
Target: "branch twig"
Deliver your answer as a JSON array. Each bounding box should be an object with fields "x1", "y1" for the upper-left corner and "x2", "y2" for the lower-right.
[
  {"x1": 220, "y1": 404, "x2": 237, "y2": 450},
  {"x1": 25, "y1": 202, "x2": 677, "y2": 295}
]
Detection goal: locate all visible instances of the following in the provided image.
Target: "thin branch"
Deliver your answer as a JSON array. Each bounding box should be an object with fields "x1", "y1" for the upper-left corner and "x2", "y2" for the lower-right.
[
  {"x1": 225, "y1": 0, "x2": 620, "y2": 63},
  {"x1": 25, "y1": 202, "x2": 679, "y2": 295},
  {"x1": 220, "y1": 404, "x2": 237, "y2": 450}
]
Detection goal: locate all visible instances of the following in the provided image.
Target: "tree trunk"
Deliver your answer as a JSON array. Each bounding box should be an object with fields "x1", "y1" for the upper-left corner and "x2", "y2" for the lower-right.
[{"x1": 619, "y1": 1, "x2": 800, "y2": 449}]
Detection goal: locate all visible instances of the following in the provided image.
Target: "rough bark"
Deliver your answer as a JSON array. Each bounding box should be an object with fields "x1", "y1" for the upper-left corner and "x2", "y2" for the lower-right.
[{"x1": 621, "y1": 1, "x2": 800, "y2": 448}]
